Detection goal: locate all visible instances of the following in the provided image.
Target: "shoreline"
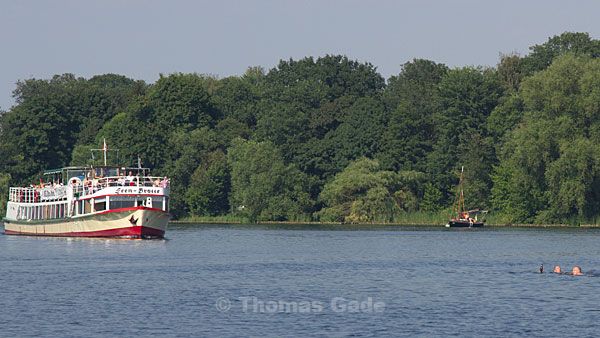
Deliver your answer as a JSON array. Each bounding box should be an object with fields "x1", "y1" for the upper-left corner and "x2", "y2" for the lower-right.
[
  {"x1": 3, "y1": 219, "x2": 592, "y2": 229},
  {"x1": 170, "y1": 219, "x2": 600, "y2": 228}
]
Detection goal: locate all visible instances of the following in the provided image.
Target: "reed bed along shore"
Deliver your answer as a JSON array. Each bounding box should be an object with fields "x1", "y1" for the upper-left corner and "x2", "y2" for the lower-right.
[{"x1": 173, "y1": 212, "x2": 600, "y2": 228}]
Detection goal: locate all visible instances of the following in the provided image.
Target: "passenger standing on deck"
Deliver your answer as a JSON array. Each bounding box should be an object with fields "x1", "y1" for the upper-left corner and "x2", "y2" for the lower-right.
[
  {"x1": 161, "y1": 176, "x2": 169, "y2": 188},
  {"x1": 92, "y1": 177, "x2": 99, "y2": 192},
  {"x1": 117, "y1": 170, "x2": 125, "y2": 186},
  {"x1": 126, "y1": 171, "x2": 135, "y2": 186}
]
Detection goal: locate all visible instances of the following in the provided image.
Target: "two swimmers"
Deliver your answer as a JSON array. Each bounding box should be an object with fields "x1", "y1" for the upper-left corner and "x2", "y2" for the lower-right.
[{"x1": 547, "y1": 265, "x2": 583, "y2": 276}]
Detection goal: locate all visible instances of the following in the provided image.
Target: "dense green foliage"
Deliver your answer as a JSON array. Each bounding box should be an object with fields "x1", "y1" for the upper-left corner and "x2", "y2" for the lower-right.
[
  {"x1": 319, "y1": 158, "x2": 424, "y2": 223},
  {"x1": 491, "y1": 54, "x2": 600, "y2": 223},
  {"x1": 228, "y1": 138, "x2": 312, "y2": 222},
  {"x1": 2, "y1": 32, "x2": 600, "y2": 224}
]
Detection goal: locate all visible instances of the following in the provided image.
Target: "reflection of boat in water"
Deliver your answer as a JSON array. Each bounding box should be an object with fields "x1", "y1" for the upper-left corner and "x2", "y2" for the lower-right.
[
  {"x1": 445, "y1": 166, "x2": 486, "y2": 228},
  {"x1": 3, "y1": 140, "x2": 171, "y2": 239}
]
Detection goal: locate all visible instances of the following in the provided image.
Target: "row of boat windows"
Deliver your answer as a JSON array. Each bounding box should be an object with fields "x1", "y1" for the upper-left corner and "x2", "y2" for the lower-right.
[
  {"x1": 16, "y1": 203, "x2": 67, "y2": 221},
  {"x1": 15, "y1": 197, "x2": 168, "y2": 220},
  {"x1": 73, "y1": 196, "x2": 168, "y2": 216}
]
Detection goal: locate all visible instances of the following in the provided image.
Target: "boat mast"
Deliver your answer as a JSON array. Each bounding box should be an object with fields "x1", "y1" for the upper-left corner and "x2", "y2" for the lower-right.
[
  {"x1": 453, "y1": 166, "x2": 466, "y2": 217},
  {"x1": 91, "y1": 139, "x2": 119, "y2": 167},
  {"x1": 103, "y1": 138, "x2": 108, "y2": 166}
]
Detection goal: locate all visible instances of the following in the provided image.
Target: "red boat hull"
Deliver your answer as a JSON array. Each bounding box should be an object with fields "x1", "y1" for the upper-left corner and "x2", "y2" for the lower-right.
[{"x1": 4, "y1": 225, "x2": 164, "y2": 239}]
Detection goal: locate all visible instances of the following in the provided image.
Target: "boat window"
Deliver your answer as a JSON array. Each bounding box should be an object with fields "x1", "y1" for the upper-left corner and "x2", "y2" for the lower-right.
[
  {"x1": 67, "y1": 170, "x2": 86, "y2": 181},
  {"x1": 110, "y1": 199, "x2": 136, "y2": 209},
  {"x1": 106, "y1": 168, "x2": 118, "y2": 177},
  {"x1": 151, "y1": 197, "x2": 164, "y2": 210},
  {"x1": 84, "y1": 200, "x2": 92, "y2": 214},
  {"x1": 95, "y1": 201, "x2": 106, "y2": 212}
]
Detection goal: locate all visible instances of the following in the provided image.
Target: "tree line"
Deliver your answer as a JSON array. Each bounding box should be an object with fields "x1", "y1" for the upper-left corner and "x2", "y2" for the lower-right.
[{"x1": 2, "y1": 32, "x2": 600, "y2": 224}]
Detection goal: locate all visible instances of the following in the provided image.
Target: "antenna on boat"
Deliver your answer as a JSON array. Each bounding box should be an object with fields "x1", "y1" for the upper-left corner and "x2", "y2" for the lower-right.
[{"x1": 137, "y1": 155, "x2": 142, "y2": 169}]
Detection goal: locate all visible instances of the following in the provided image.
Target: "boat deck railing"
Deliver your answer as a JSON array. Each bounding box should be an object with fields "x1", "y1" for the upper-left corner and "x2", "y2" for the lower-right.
[
  {"x1": 71, "y1": 175, "x2": 169, "y2": 197},
  {"x1": 8, "y1": 176, "x2": 169, "y2": 203},
  {"x1": 9, "y1": 187, "x2": 48, "y2": 203}
]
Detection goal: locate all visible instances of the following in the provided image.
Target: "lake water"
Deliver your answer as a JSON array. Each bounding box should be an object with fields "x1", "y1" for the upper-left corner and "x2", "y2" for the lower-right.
[{"x1": 2, "y1": 224, "x2": 600, "y2": 337}]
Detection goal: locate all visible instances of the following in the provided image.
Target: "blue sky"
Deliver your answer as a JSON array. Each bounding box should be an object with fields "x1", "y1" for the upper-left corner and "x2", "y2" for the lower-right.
[{"x1": 1, "y1": 0, "x2": 600, "y2": 110}]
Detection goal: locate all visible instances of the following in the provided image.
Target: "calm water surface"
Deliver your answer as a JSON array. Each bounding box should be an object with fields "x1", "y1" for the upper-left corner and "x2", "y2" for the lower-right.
[{"x1": 2, "y1": 224, "x2": 600, "y2": 337}]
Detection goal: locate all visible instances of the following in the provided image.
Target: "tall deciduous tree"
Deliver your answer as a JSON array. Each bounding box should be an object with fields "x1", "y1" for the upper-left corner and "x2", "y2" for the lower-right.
[
  {"x1": 186, "y1": 150, "x2": 230, "y2": 216},
  {"x1": 379, "y1": 59, "x2": 448, "y2": 172},
  {"x1": 521, "y1": 32, "x2": 600, "y2": 75},
  {"x1": 493, "y1": 55, "x2": 600, "y2": 223},
  {"x1": 319, "y1": 158, "x2": 424, "y2": 223},
  {"x1": 0, "y1": 74, "x2": 143, "y2": 184},
  {"x1": 228, "y1": 138, "x2": 311, "y2": 222},
  {"x1": 256, "y1": 55, "x2": 385, "y2": 178},
  {"x1": 427, "y1": 67, "x2": 503, "y2": 206}
]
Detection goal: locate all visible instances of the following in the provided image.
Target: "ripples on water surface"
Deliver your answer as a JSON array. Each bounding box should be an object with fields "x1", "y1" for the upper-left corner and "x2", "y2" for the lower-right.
[{"x1": 2, "y1": 224, "x2": 600, "y2": 337}]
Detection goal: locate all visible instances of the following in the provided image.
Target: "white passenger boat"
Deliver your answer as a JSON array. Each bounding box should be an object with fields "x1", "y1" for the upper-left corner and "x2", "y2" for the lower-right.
[{"x1": 3, "y1": 143, "x2": 171, "y2": 239}]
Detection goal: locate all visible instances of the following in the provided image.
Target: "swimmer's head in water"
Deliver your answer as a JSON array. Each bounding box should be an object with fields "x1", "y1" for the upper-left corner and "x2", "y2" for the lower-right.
[
  {"x1": 572, "y1": 266, "x2": 583, "y2": 276},
  {"x1": 553, "y1": 265, "x2": 561, "y2": 273}
]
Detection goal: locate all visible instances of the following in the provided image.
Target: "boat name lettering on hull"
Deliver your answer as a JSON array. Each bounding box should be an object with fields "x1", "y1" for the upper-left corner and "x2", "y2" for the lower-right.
[
  {"x1": 139, "y1": 188, "x2": 161, "y2": 194},
  {"x1": 115, "y1": 187, "x2": 161, "y2": 194}
]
